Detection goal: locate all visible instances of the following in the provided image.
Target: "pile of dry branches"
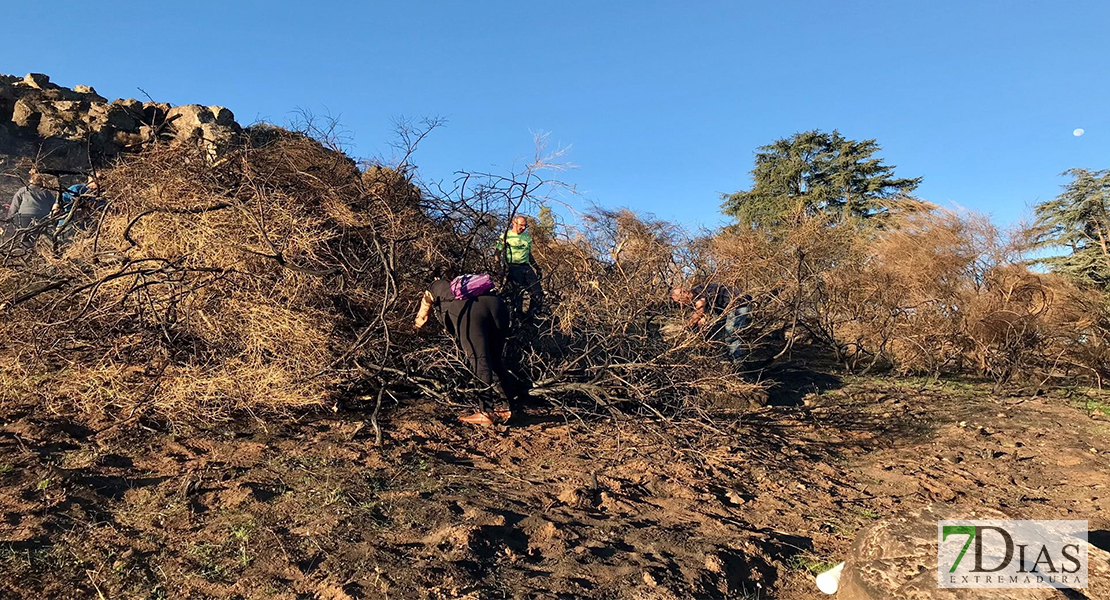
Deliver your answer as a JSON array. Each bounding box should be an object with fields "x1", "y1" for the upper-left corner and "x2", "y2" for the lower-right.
[
  {"x1": 2, "y1": 124, "x2": 1104, "y2": 428},
  {"x1": 0, "y1": 127, "x2": 767, "y2": 427},
  {"x1": 0, "y1": 127, "x2": 450, "y2": 422}
]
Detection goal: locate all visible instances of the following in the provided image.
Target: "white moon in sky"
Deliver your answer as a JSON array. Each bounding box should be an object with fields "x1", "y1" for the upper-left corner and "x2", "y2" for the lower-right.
[{"x1": 1074, "y1": 128, "x2": 1085, "y2": 137}]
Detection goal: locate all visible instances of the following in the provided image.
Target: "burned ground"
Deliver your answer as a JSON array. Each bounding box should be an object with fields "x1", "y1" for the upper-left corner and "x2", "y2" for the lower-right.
[{"x1": 1, "y1": 375, "x2": 1107, "y2": 599}]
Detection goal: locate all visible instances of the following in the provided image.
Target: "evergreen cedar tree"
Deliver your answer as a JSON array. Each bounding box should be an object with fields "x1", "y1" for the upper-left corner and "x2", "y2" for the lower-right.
[
  {"x1": 1033, "y1": 168, "x2": 1110, "y2": 291},
  {"x1": 722, "y1": 129, "x2": 922, "y2": 229}
]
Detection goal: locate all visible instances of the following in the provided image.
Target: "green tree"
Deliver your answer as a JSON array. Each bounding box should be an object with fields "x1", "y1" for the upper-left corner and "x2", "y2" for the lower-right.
[
  {"x1": 722, "y1": 129, "x2": 922, "y2": 228},
  {"x1": 1032, "y1": 168, "x2": 1110, "y2": 290},
  {"x1": 533, "y1": 204, "x2": 557, "y2": 242}
]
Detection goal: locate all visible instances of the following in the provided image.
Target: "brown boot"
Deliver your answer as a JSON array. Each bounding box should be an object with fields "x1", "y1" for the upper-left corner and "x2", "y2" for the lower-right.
[{"x1": 459, "y1": 412, "x2": 495, "y2": 425}]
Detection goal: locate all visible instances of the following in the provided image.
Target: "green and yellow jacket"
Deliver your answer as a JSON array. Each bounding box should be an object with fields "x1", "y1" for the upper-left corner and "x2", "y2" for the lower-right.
[{"x1": 496, "y1": 230, "x2": 535, "y2": 265}]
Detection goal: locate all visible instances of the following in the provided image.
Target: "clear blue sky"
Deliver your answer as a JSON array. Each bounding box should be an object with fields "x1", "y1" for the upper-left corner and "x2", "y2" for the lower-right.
[{"x1": 4, "y1": 1, "x2": 1107, "y2": 229}]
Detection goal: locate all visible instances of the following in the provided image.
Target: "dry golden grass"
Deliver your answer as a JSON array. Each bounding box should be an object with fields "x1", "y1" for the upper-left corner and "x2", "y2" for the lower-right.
[{"x1": 0, "y1": 129, "x2": 440, "y2": 421}]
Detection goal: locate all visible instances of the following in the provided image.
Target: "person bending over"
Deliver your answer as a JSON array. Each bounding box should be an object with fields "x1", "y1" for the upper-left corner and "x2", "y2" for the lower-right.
[{"x1": 415, "y1": 279, "x2": 518, "y2": 425}]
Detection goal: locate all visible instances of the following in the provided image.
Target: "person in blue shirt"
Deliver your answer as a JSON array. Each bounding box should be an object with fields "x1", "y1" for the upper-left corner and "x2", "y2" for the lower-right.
[{"x1": 56, "y1": 175, "x2": 102, "y2": 232}]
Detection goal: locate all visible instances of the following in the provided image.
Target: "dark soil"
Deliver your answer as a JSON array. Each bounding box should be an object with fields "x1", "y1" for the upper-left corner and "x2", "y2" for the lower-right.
[{"x1": 2, "y1": 375, "x2": 1108, "y2": 599}]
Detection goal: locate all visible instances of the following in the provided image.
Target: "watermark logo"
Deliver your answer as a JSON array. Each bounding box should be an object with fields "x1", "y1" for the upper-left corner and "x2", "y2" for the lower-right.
[{"x1": 938, "y1": 520, "x2": 1088, "y2": 589}]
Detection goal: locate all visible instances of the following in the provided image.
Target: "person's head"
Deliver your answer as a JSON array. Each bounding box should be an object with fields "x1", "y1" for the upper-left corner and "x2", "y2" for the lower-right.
[
  {"x1": 28, "y1": 170, "x2": 44, "y2": 187},
  {"x1": 85, "y1": 175, "x2": 99, "y2": 192},
  {"x1": 671, "y1": 286, "x2": 693, "y2": 304},
  {"x1": 510, "y1": 215, "x2": 527, "y2": 234}
]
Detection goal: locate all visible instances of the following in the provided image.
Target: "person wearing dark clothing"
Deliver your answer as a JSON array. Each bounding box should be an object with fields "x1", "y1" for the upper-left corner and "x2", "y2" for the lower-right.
[
  {"x1": 496, "y1": 215, "x2": 544, "y2": 318},
  {"x1": 6, "y1": 172, "x2": 56, "y2": 229},
  {"x1": 415, "y1": 279, "x2": 517, "y2": 425},
  {"x1": 672, "y1": 282, "x2": 751, "y2": 360}
]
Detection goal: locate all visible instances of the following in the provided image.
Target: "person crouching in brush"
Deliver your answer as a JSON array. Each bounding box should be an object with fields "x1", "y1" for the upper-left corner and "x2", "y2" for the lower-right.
[
  {"x1": 414, "y1": 278, "x2": 519, "y2": 425},
  {"x1": 672, "y1": 282, "x2": 751, "y2": 361}
]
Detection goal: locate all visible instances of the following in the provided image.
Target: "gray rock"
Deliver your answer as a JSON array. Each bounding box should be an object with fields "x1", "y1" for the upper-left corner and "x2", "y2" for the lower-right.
[
  {"x1": 209, "y1": 106, "x2": 237, "y2": 127},
  {"x1": 142, "y1": 102, "x2": 170, "y2": 125},
  {"x1": 167, "y1": 104, "x2": 215, "y2": 128},
  {"x1": 115, "y1": 98, "x2": 143, "y2": 115},
  {"x1": 11, "y1": 98, "x2": 42, "y2": 130},
  {"x1": 22, "y1": 73, "x2": 51, "y2": 89},
  {"x1": 38, "y1": 112, "x2": 85, "y2": 139},
  {"x1": 166, "y1": 104, "x2": 241, "y2": 159}
]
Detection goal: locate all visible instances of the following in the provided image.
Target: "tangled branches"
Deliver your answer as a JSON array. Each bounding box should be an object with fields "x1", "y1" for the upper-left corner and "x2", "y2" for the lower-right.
[
  {"x1": 0, "y1": 128, "x2": 442, "y2": 421},
  {"x1": 1, "y1": 124, "x2": 1105, "y2": 429},
  {"x1": 0, "y1": 127, "x2": 768, "y2": 427},
  {"x1": 707, "y1": 210, "x2": 1110, "y2": 387}
]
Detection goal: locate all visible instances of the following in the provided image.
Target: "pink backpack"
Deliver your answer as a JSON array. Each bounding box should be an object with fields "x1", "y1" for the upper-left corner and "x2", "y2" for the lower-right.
[{"x1": 450, "y1": 274, "x2": 495, "y2": 299}]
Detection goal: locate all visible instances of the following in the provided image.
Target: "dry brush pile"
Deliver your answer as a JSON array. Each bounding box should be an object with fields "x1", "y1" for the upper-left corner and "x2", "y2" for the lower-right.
[
  {"x1": 0, "y1": 128, "x2": 765, "y2": 427},
  {"x1": 0, "y1": 127, "x2": 1105, "y2": 428},
  {"x1": 0, "y1": 127, "x2": 449, "y2": 422},
  {"x1": 522, "y1": 207, "x2": 767, "y2": 414}
]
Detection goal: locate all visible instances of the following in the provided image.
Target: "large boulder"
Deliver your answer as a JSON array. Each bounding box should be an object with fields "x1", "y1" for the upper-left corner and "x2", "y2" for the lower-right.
[
  {"x1": 835, "y1": 505, "x2": 1110, "y2": 599},
  {"x1": 165, "y1": 104, "x2": 241, "y2": 159},
  {"x1": 81, "y1": 87, "x2": 108, "y2": 103},
  {"x1": 11, "y1": 98, "x2": 41, "y2": 131},
  {"x1": 22, "y1": 72, "x2": 50, "y2": 90}
]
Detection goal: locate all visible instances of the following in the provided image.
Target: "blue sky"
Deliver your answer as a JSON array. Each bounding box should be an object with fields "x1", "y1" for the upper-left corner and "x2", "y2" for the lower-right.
[{"x1": 3, "y1": 1, "x2": 1107, "y2": 229}]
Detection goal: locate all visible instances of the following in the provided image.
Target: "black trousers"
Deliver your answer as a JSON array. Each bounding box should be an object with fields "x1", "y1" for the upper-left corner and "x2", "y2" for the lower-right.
[
  {"x1": 506, "y1": 263, "x2": 544, "y2": 317},
  {"x1": 454, "y1": 295, "x2": 517, "y2": 413}
]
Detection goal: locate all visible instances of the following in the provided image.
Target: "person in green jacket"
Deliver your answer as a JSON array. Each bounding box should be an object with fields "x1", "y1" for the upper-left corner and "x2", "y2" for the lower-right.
[{"x1": 496, "y1": 215, "x2": 544, "y2": 318}]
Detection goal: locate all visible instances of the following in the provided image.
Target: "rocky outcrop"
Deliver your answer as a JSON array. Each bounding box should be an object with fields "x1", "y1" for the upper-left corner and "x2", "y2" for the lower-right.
[
  {"x1": 1, "y1": 72, "x2": 240, "y2": 167},
  {"x1": 0, "y1": 72, "x2": 243, "y2": 200}
]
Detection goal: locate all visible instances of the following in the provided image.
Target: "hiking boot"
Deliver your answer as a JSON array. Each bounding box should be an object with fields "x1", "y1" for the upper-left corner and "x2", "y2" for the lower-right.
[
  {"x1": 494, "y1": 409, "x2": 513, "y2": 423},
  {"x1": 459, "y1": 412, "x2": 496, "y2": 426}
]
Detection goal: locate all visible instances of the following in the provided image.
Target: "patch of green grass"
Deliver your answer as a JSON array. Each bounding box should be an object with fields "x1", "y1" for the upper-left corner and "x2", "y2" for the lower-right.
[
  {"x1": 229, "y1": 520, "x2": 256, "y2": 567},
  {"x1": 1075, "y1": 397, "x2": 1110, "y2": 417},
  {"x1": 187, "y1": 542, "x2": 230, "y2": 581},
  {"x1": 822, "y1": 504, "x2": 881, "y2": 536},
  {"x1": 1056, "y1": 384, "x2": 1110, "y2": 417},
  {"x1": 186, "y1": 521, "x2": 260, "y2": 581},
  {"x1": 229, "y1": 521, "x2": 255, "y2": 543},
  {"x1": 36, "y1": 478, "x2": 52, "y2": 492},
  {"x1": 0, "y1": 464, "x2": 13, "y2": 475},
  {"x1": 0, "y1": 542, "x2": 72, "y2": 574},
  {"x1": 847, "y1": 506, "x2": 880, "y2": 520},
  {"x1": 788, "y1": 551, "x2": 839, "y2": 575}
]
